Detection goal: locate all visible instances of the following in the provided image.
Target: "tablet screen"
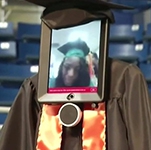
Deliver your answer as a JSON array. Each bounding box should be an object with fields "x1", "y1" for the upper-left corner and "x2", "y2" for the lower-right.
[{"x1": 48, "y1": 21, "x2": 101, "y2": 93}]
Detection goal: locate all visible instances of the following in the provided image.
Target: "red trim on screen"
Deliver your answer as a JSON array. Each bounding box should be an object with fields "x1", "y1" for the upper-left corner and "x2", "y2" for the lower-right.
[{"x1": 47, "y1": 87, "x2": 97, "y2": 93}]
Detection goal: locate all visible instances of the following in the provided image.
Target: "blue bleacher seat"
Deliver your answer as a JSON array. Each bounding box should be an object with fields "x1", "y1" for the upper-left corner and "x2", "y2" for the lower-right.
[
  {"x1": 109, "y1": 43, "x2": 148, "y2": 64},
  {"x1": 144, "y1": 23, "x2": 151, "y2": 41},
  {"x1": 0, "y1": 113, "x2": 8, "y2": 125},
  {"x1": 111, "y1": 0, "x2": 151, "y2": 10},
  {"x1": 18, "y1": 42, "x2": 40, "y2": 64},
  {"x1": 150, "y1": 46, "x2": 151, "y2": 55},
  {"x1": 147, "y1": 45, "x2": 151, "y2": 62},
  {"x1": 0, "y1": 63, "x2": 38, "y2": 84},
  {"x1": 113, "y1": 11, "x2": 133, "y2": 24},
  {"x1": 17, "y1": 22, "x2": 41, "y2": 42},
  {"x1": 139, "y1": 63, "x2": 151, "y2": 83},
  {"x1": 0, "y1": 22, "x2": 14, "y2": 41},
  {"x1": 0, "y1": 41, "x2": 16, "y2": 62},
  {"x1": 110, "y1": 24, "x2": 143, "y2": 43},
  {"x1": 149, "y1": 89, "x2": 151, "y2": 94},
  {"x1": 148, "y1": 84, "x2": 151, "y2": 94},
  {"x1": 0, "y1": 86, "x2": 19, "y2": 106}
]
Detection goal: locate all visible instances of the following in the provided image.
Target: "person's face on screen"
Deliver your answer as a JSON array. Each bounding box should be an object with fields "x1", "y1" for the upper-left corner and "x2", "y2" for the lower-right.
[{"x1": 62, "y1": 57, "x2": 80, "y2": 86}]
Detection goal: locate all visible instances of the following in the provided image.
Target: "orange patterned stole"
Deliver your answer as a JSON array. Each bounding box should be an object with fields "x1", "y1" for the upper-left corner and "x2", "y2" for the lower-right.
[{"x1": 36, "y1": 103, "x2": 106, "y2": 150}]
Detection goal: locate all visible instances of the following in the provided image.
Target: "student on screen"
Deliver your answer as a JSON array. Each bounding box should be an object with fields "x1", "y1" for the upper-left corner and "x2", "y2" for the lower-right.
[{"x1": 49, "y1": 39, "x2": 95, "y2": 88}]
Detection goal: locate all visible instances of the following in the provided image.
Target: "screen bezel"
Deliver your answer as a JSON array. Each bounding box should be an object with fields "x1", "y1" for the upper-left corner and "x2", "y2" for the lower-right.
[{"x1": 37, "y1": 18, "x2": 109, "y2": 103}]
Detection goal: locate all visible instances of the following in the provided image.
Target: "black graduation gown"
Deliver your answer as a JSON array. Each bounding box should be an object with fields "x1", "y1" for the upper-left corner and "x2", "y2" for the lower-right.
[{"x1": 0, "y1": 58, "x2": 151, "y2": 150}]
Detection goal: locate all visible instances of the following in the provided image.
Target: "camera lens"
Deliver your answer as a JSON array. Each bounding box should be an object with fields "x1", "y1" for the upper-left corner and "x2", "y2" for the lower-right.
[
  {"x1": 70, "y1": 94, "x2": 74, "y2": 98},
  {"x1": 67, "y1": 93, "x2": 74, "y2": 100}
]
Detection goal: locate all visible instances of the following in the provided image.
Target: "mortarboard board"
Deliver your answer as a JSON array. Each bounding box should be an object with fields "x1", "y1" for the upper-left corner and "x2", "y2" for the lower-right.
[
  {"x1": 25, "y1": 0, "x2": 133, "y2": 29},
  {"x1": 58, "y1": 39, "x2": 90, "y2": 58},
  {"x1": 25, "y1": 0, "x2": 132, "y2": 10}
]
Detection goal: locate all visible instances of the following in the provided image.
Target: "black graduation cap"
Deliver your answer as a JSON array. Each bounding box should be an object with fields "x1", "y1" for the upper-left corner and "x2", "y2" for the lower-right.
[
  {"x1": 25, "y1": 0, "x2": 132, "y2": 10},
  {"x1": 25, "y1": 0, "x2": 133, "y2": 26},
  {"x1": 58, "y1": 39, "x2": 90, "y2": 58}
]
